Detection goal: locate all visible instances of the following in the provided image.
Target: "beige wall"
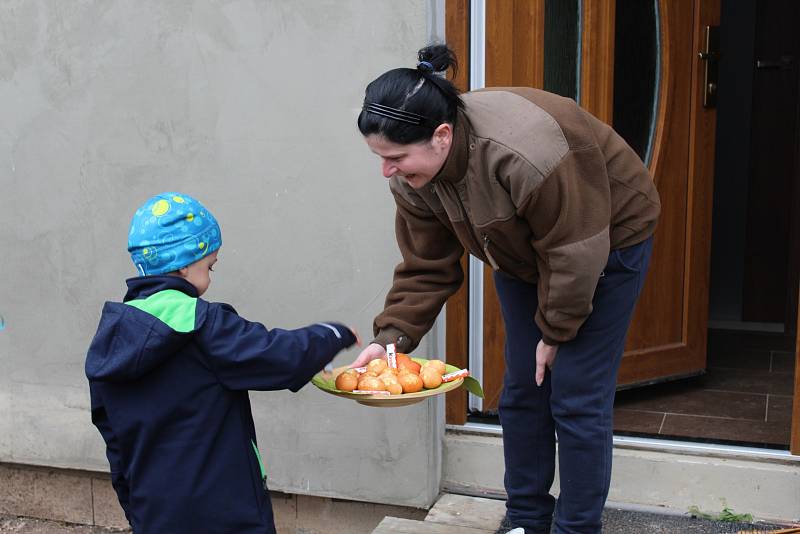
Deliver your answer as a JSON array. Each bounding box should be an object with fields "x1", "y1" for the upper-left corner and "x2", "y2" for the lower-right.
[{"x1": 0, "y1": 0, "x2": 445, "y2": 508}]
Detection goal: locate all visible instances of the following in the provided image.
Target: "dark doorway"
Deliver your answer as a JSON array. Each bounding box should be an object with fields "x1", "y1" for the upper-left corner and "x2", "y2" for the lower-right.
[{"x1": 709, "y1": 0, "x2": 800, "y2": 333}]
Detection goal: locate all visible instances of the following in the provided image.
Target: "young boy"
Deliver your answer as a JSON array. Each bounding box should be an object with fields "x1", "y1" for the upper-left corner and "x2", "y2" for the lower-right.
[{"x1": 86, "y1": 192, "x2": 358, "y2": 533}]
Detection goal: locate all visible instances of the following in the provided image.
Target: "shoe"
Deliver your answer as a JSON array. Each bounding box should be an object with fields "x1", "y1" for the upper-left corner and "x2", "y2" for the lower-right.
[
  {"x1": 496, "y1": 515, "x2": 550, "y2": 534},
  {"x1": 496, "y1": 517, "x2": 522, "y2": 534}
]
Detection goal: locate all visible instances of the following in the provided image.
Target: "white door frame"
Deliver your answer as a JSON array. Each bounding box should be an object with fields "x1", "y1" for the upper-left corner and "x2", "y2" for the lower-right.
[{"x1": 467, "y1": 0, "x2": 487, "y2": 413}]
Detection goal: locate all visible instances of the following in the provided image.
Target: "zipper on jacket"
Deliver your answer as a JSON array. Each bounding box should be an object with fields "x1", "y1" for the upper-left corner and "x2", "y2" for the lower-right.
[
  {"x1": 251, "y1": 439, "x2": 268, "y2": 491},
  {"x1": 483, "y1": 235, "x2": 500, "y2": 271}
]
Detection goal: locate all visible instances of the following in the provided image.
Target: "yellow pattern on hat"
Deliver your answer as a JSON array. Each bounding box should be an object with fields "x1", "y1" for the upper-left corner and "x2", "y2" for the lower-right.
[{"x1": 151, "y1": 199, "x2": 170, "y2": 217}]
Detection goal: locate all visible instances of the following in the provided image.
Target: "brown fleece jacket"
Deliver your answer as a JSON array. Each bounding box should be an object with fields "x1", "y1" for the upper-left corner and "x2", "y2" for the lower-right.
[{"x1": 372, "y1": 88, "x2": 661, "y2": 351}]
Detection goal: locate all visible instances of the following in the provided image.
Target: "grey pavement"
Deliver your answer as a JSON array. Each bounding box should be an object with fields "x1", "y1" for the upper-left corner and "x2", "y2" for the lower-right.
[
  {"x1": 600, "y1": 507, "x2": 796, "y2": 533},
  {"x1": 2, "y1": 511, "x2": 798, "y2": 533},
  {"x1": 0, "y1": 516, "x2": 128, "y2": 533}
]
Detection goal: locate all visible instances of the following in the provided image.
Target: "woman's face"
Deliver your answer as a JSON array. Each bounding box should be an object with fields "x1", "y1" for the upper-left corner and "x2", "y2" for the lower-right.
[{"x1": 365, "y1": 124, "x2": 452, "y2": 189}]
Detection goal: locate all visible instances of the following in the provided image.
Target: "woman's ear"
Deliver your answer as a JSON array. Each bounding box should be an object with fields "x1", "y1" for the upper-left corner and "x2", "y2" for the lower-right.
[
  {"x1": 432, "y1": 123, "x2": 453, "y2": 150},
  {"x1": 177, "y1": 266, "x2": 189, "y2": 278}
]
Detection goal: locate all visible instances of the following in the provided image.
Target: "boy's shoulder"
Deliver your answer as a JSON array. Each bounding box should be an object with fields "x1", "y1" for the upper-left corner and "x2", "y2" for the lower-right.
[{"x1": 119, "y1": 276, "x2": 242, "y2": 332}]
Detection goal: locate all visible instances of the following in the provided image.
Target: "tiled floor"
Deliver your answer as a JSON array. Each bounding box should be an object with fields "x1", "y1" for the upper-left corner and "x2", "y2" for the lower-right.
[{"x1": 613, "y1": 329, "x2": 797, "y2": 449}]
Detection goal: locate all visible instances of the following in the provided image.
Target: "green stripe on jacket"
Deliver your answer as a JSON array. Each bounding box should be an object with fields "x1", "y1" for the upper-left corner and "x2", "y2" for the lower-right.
[{"x1": 125, "y1": 289, "x2": 197, "y2": 332}]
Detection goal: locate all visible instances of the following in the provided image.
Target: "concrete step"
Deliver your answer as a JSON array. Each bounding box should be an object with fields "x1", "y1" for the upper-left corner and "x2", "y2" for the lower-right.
[
  {"x1": 374, "y1": 493, "x2": 800, "y2": 534},
  {"x1": 372, "y1": 494, "x2": 503, "y2": 534},
  {"x1": 424, "y1": 493, "x2": 506, "y2": 531},
  {"x1": 372, "y1": 516, "x2": 495, "y2": 534},
  {"x1": 443, "y1": 429, "x2": 800, "y2": 522}
]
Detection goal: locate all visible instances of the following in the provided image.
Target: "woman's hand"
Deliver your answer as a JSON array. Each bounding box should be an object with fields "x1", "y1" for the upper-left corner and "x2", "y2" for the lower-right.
[
  {"x1": 349, "y1": 342, "x2": 385, "y2": 369},
  {"x1": 535, "y1": 340, "x2": 558, "y2": 386}
]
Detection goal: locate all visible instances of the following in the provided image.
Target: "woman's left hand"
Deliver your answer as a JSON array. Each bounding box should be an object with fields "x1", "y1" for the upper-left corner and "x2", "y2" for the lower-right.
[{"x1": 535, "y1": 340, "x2": 558, "y2": 386}]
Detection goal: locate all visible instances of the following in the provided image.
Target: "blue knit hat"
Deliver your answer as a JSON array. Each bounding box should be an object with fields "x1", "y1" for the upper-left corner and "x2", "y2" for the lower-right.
[{"x1": 128, "y1": 192, "x2": 222, "y2": 276}]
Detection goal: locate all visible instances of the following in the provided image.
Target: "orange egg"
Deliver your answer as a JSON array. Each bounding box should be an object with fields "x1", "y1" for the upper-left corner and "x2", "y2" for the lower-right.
[
  {"x1": 358, "y1": 376, "x2": 386, "y2": 391},
  {"x1": 396, "y1": 353, "x2": 421, "y2": 372},
  {"x1": 335, "y1": 372, "x2": 358, "y2": 392},
  {"x1": 421, "y1": 359, "x2": 447, "y2": 376},
  {"x1": 398, "y1": 372, "x2": 424, "y2": 393},
  {"x1": 367, "y1": 358, "x2": 388, "y2": 374},
  {"x1": 420, "y1": 369, "x2": 443, "y2": 389},
  {"x1": 386, "y1": 383, "x2": 403, "y2": 395},
  {"x1": 380, "y1": 374, "x2": 399, "y2": 387},
  {"x1": 397, "y1": 354, "x2": 421, "y2": 375}
]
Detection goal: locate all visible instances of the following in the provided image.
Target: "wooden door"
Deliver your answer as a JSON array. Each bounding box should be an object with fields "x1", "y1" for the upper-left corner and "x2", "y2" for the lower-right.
[
  {"x1": 615, "y1": 0, "x2": 719, "y2": 386},
  {"x1": 444, "y1": 0, "x2": 721, "y2": 422}
]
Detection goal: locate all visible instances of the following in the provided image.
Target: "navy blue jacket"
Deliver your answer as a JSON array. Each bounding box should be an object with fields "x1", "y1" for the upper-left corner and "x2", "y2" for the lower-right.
[{"x1": 85, "y1": 276, "x2": 356, "y2": 533}]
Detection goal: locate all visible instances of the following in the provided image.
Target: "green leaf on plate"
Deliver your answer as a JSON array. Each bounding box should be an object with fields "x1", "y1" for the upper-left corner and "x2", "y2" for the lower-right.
[
  {"x1": 463, "y1": 376, "x2": 484, "y2": 398},
  {"x1": 311, "y1": 373, "x2": 337, "y2": 393}
]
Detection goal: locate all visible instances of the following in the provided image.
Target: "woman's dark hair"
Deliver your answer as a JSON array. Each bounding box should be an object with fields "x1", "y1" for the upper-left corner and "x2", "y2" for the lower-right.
[{"x1": 357, "y1": 44, "x2": 464, "y2": 144}]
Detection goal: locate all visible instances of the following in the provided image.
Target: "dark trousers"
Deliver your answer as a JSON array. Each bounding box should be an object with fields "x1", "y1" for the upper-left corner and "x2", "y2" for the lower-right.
[{"x1": 495, "y1": 237, "x2": 653, "y2": 534}]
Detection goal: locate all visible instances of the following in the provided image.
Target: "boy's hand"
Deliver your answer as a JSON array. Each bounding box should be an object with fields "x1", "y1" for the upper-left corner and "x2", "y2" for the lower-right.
[
  {"x1": 323, "y1": 328, "x2": 362, "y2": 378},
  {"x1": 348, "y1": 328, "x2": 363, "y2": 348},
  {"x1": 349, "y1": 343, "x2": 385, "y2": 369}
]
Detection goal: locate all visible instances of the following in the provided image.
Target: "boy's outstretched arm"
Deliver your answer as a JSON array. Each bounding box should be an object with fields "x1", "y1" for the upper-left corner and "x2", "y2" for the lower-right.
[
  {"x1": 89, "y1": 386, "x2": 131, "y2": 524},
  {"x1": 198, "y1": 303, "x2": 358, "y2": 391}
]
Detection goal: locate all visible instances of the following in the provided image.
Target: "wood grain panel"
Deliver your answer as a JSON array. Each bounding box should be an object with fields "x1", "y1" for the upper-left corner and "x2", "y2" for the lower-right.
[
  {"x1": 444, "y1": 0, "x2": 470, "y2": 425},
  {"x1": 621, "y1": 0, "x2": 690, "y2": 355},
  {"x1": 445, "y1": 256, "x2": 470, "y2": 425},
  {"x1": 580, "y1": 0, "x2": 615, "y2": 123},
  {"x1": 482, "y1": 268, "x2": 505, "y2": 413},
  {"x1": 673, "y1": 0, "x2": 719, "y2": 362},
  {"x1": 619, "y1": 0, "x2": 696, "y2": 384},
  {"x1": 617, "y1": 0, "x2": 720, "y2": 385},
  {"x1": 486, "y1": 0, "x2": 544, "y2": 88},
  {"x1": 512, "y1": 1, "x2": 541, "y2": 88},
  {"x1": 445, "y1": 0, "x2": 470, "y2": 92}
]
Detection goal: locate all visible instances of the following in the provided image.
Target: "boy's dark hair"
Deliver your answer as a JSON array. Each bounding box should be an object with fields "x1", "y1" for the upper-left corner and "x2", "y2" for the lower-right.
[{"x1": 357, "y1": 44, "x2": 465, "y2": 144}]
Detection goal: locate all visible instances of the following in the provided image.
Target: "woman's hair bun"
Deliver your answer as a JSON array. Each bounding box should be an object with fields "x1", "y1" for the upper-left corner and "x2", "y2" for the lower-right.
[
  {"x1": 357, "y1": 42, "x2": 464, "y2": 144},
  {"x1": 417, "y1": 44, "x2": 458, "y2": 75},
  {"x1": 417, "y1": 60, "x2": 434, "y2": 73}
]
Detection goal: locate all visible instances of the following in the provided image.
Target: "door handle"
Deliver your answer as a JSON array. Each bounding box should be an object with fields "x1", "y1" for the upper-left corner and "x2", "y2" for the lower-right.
[
  {"x1": 698, "y1": 26, "x2": 720, "y2": 108},
  {"x1": 756, "y1": 55, "x2": 794, "y2": 70}
]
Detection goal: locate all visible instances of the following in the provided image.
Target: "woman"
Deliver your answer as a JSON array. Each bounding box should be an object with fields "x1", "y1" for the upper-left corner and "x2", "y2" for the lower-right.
[{"x1": 351, "y1": 44, "x2": 660, "y2": 534}]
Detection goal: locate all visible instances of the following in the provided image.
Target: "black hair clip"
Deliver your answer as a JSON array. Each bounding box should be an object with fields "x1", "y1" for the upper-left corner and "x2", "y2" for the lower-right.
[
  {"x1": 363, "y1": 102, "x2": 430, "y2": 126},
  {"x1": 417, "y1": 61, "x2": 434, "y2": 72}
]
